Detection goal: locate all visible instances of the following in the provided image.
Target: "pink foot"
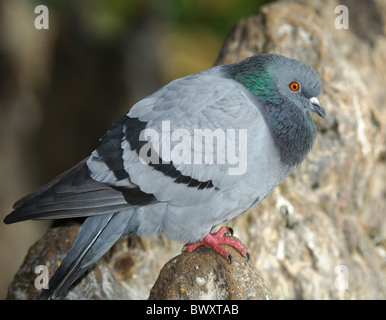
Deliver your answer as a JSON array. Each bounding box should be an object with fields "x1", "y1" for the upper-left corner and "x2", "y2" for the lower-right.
[{"x1": 183, "y1": 226, "x2": 250, "y2": 263}]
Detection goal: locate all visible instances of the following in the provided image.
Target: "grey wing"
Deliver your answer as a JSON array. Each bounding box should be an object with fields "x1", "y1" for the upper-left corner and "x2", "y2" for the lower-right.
[
  {"x1": 94, "y1": 66, "x2": 264, "y2": 207},
  {"x1": 3, "y1": 117, "x2": 157, "y2": 224}
]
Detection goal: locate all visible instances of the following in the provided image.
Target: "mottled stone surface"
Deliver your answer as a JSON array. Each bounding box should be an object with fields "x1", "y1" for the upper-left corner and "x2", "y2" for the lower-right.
[
  {"x1": 6, "y1": 223, "x2": 182, "y2": 300},
  {"x1": 7, "y1": 223, "x2": 79, "y2": 300},
  {"x1": 149, "y1": 245, "x2": 271, "y2": 300}
]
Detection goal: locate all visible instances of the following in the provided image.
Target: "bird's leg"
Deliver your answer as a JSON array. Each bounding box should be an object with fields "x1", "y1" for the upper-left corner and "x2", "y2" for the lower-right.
[{"x1": 183, "y1": 226, "x2": 250, "y2": 263}]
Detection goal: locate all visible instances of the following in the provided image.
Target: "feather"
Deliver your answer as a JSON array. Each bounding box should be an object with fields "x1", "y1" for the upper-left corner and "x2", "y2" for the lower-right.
[
  {"x1": 4, "y1": 159, "x2": 156, "y2": 224},
  {"x1": 38, "y1": 212, "x2": 135, "y2": 299}
]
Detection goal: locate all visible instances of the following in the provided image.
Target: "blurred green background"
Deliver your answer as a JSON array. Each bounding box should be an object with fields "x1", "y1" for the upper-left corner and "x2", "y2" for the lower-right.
[{"x1": 0, "y1": 0, "x2": 271, "y2": 299}]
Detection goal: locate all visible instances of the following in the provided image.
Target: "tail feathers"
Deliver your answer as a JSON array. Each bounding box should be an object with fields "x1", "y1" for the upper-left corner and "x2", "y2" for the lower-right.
[{"x1": 38, "y1": 212, "x2": 137, "y2": 300}]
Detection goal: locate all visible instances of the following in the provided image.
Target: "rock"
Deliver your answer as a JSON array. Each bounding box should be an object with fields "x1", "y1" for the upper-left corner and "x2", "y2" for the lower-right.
[
  {"x1": 6, "y1": 223, "x2": 79, "y2": 300},
  {"x1": 149, "y1": 245, "x2": 272, "y2": 300},
  {"x1": 7, "y1": 224, "x2": 269, "y2": 300},
  {"x1": 6, "y1": 222, "x2": 182, "y2": 300}
]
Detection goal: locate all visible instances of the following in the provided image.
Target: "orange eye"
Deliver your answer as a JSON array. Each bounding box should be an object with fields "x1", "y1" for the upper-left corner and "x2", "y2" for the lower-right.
[{"x1": 289, "y1": 81, "x2": 300, "y2": 91}]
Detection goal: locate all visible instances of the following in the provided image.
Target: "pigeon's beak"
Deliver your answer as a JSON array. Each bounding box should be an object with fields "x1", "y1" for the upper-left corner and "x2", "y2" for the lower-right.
[{"x1": 308, "y1": 97, "x2": 326, "y2": 119}]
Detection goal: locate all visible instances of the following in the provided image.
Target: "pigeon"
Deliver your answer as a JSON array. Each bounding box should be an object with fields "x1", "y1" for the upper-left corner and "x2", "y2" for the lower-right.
[{"x1": 4, "y1": 53, "x2": 325, "y2": 299}]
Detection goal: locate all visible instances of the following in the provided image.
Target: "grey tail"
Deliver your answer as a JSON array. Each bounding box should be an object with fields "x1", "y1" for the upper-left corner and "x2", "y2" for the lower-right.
[{"x1": 38, "y1": 211, "x2": 137, "y2": 300}]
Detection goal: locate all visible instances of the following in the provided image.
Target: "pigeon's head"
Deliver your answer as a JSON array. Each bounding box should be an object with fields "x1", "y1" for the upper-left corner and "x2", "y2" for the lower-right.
[
  {"x1": 224, "y1": 53, "x2": 326, "y2": 167},
  {"x1": 224, "y1": 53, "x2": 325, "y2": 119},
  {"x1": 269, "y1": 54, "x2": 325, "y2": 119}
]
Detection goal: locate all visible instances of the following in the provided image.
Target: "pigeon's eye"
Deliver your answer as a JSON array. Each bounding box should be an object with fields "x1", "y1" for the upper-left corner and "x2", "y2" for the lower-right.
[{"x1": 289, "y1": 81, "x2": 300, "y2": 91}]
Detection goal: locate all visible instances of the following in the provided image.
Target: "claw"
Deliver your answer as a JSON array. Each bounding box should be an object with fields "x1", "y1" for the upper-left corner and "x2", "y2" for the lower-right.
[{"x1": 183, "y1": 226, "x2": 249, "y2": 263}]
